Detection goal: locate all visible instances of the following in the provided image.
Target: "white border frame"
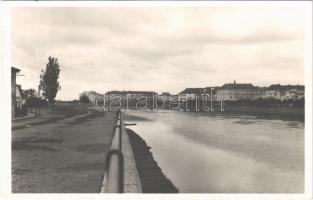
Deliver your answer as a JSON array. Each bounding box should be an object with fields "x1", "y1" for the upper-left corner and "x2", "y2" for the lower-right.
[{"x1": 0, "y1": 1, "x2": 312, "y2": 200}]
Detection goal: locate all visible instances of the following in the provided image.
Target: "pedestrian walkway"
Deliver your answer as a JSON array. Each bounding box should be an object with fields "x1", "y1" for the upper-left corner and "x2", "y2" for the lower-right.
[
  {"x1": 12, "y1": 112, "x2": 36, "y2": 121},
  {"x1": 12, "y1": 107, "x2": 91, "y2": 130},
  {"x1": 12, "y1": 113, "x2": 64, "y2": 130},
  {"x1": 12, "y1": 111, "x2": 116, "y2": 193}
]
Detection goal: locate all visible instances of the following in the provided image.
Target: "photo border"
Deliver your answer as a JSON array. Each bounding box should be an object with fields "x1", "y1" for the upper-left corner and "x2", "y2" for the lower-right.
[{"x1": 0, "y1": 1, "x2": 312, "y2": 199}]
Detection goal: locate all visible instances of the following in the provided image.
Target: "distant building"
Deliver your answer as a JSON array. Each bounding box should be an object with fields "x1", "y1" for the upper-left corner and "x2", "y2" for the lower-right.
[
  {"x1": 264, "y1": 84, "x2": 304, "y2": 101},
  {"x1": 11, "y1": 67, "x2": 21, "y2": 118},
  {"x1": 158, "y1": 92, "x2": 172, "y2": 101},
  {"x1": 217, "y1": 81, "x2": 261, "y2": 101},
  {"x1": 203, "y1": 87, "x2": 221, "y2": 100},
  {"x1": 264, "y1": 90, "x2": 281, "y2": 100},
  {"x1": 289, "y1": 88, "x2": 304, "y2": 100},
  {"x1": 105, "y1": 91, "x2": 157, "y2": 100},
  {"x1": 104, "y1": 90, "x2": 158, "y2": 109},
  {"x1": 178, "y1": 88, "x2": 204, "y2": 101}
]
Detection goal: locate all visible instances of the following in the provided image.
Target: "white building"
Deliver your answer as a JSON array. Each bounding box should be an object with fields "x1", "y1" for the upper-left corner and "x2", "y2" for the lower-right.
[
  {"x1": 16, "y1": 85, "x2": 23, "y2": 109},
  {"x1": 264, "y1": 90, "x2": 281, "y2": 100},
  {"x1": 217, "y1": 81, "x2": 261, "y2": 101},
  {"x1": 263, "y1": 84, "x2": 304, "y2": 101}
]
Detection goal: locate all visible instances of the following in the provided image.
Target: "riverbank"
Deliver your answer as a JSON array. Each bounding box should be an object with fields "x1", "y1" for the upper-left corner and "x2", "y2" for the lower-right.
[
  {"x1": 221, "y1": 105, "x2": 304, "y2": 122},
  {"x1": 178, "y1": 103, "x2": 304, "y2": 122},
  {"x1": 124, "y1": 105, "x2": 304, "y2": 122},
  {"x1": 127, "y1": 129, "x2": 179, "y2": 193}
]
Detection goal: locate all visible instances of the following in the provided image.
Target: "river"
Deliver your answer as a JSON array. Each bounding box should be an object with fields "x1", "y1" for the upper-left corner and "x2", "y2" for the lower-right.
[{"x1": 125, "y1": 110, "x2": 304, "y2": 193}]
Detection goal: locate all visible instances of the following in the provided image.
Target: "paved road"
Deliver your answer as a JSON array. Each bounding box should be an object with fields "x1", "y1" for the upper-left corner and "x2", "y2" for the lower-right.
[{"x1": 12, "y1": 111, "x2": 116, "y2": 193}]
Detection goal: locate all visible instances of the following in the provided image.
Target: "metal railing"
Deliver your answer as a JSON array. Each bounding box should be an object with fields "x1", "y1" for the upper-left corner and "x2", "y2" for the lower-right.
[{"x1": 104, "y1": 109, "x2": 124, "y2": 193}]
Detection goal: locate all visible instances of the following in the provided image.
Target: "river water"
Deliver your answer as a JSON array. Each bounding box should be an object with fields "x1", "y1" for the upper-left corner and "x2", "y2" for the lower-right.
[{"x1": 126, "y1": 110, "x2": 304, "y2": 193}]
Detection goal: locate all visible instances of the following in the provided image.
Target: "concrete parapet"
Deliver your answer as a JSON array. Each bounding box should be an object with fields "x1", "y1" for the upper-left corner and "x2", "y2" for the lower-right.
[
  {"x1": 121, "y1": 127, "x2": 142, "y2": 193},
  {"x1": 101, "y1": 111, "x2": 142, "y2": 193}
]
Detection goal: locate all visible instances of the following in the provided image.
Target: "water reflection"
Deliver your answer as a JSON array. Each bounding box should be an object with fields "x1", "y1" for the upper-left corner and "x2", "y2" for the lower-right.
[{"x1": 126, "y1": 111, "x2": 304, "y2": 193}]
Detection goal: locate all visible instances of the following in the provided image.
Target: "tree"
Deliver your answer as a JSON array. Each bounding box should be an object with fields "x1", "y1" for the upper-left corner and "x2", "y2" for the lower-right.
[
  {"x1": 80, "y1": 94, "x2": 90, "y2": 104},
  {"x1": 22, "y1": 89, "x2": 37, "y2": 99},
  {"x1": 40, "y1": 57, "x2": 61, "y2": 104},
  {"x1": 25, "y1": 96, "x2": 37, "y2": 108}
]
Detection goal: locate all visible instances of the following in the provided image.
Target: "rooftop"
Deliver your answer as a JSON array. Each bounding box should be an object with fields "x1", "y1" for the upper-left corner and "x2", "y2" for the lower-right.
[
  {"x1": 221, "y1": 83, "x2": 256, "y2": 90},
  {"x1": 105, "y1": 91, "x2": 158, "y2": 96},
  {"x1": 11, "y1": 67, "x2": 21, "y2": 73},
  {"x1": 268, "y1": 84, "x2": 304, "y2": 91},
  {"x1": 178, "y1": 88, "x2": 204, "y2": 95}
]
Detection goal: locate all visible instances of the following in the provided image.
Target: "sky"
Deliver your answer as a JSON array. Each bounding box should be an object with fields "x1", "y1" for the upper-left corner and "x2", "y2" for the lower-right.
[{"x1": 12, "y1": 5, "x2": 306, "y2": 100}]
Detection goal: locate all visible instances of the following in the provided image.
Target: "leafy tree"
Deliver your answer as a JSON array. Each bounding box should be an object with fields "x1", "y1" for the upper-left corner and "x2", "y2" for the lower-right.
[
  {"x1": 80, "y1": 94, "x2": 90, "y2": 104},
  {"x1": 25, "y1": 96, "x2": 37, "y2": 108},
  {"x1": 40, "y1": 57, "x2": 61, "y2": 104},
  {"x1": 22, "y1": 89, "x2": 37, "y2": 99}
]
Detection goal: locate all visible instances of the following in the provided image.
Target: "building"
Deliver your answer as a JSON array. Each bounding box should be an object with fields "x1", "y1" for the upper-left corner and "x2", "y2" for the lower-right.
[
  {"x1": 11, "y1": 67, "x2": 21, "y2": 118},
  {"x1": 158, "y1": 92, "x2": 172, "y2": 101},
  {"x1": 264, "y1": 84, "x2": 304, "y2": 101},
  {"x1": 264, "y1": 90, "x2": 281, "y2": 100},
  {"x1": 104, "y1": 91, "x2": 158, "y2": 109},
  {"x1": 178, "y1": 88, "x2": 204, "y2": 101},
  {"x1": 203, "y1": 87, "x2": 221, "y2": 101},
  {"x1": 289, "y1": 88, "x2": 304, "y2": 100},
  {"x1": 263, "y1": 84, "x2": 285, "y2": 100},
  {"x1": 217, "y1": 81, "x2": 262, "y2": 101},
  {"x1": 16, "y1": 85, "x2": 23, "y2": 110},
  {"x1": 105, "y1": 91, "x2": 157, "y2": 100}
]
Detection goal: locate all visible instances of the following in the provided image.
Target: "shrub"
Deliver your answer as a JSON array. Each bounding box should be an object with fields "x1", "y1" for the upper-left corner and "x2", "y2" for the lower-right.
[{"x1": 79, "y1": 95, "x2": 90, "y2": 104}]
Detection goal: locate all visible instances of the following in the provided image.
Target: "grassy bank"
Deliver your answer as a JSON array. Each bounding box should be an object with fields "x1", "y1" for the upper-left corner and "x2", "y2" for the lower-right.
[
  {"x1": 127, "y1": 129, "x2": 179, "y2": 193},
  {"x1": 12, "y1": 102, "x2": 89, "y2": 130},
  {"x1": 221, "y1": 105, "x2": 304, "y2": 122},
  {"x1": 114, "y1": 103, "x2": 304, "y2": 122},
  {"x1": 43, "y1": 102, "x2": 87, "y2": 116}
]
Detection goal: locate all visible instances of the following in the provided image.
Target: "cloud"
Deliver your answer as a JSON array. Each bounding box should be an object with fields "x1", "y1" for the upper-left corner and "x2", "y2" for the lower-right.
[{"x1": 11, "y1": 6, "x2": 306, "y2": 100}]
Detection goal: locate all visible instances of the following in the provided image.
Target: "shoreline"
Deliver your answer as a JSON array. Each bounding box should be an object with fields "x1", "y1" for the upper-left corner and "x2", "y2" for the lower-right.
[
  {"x1": 213, "y1": 105, "x2": 304, "y2": 122},
  {"x1": 124, "y1": 105, "x2": 304, "y2": 122},
  {"x1": 126, "y1": 129, "x2": 179, "y2": 193}
]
